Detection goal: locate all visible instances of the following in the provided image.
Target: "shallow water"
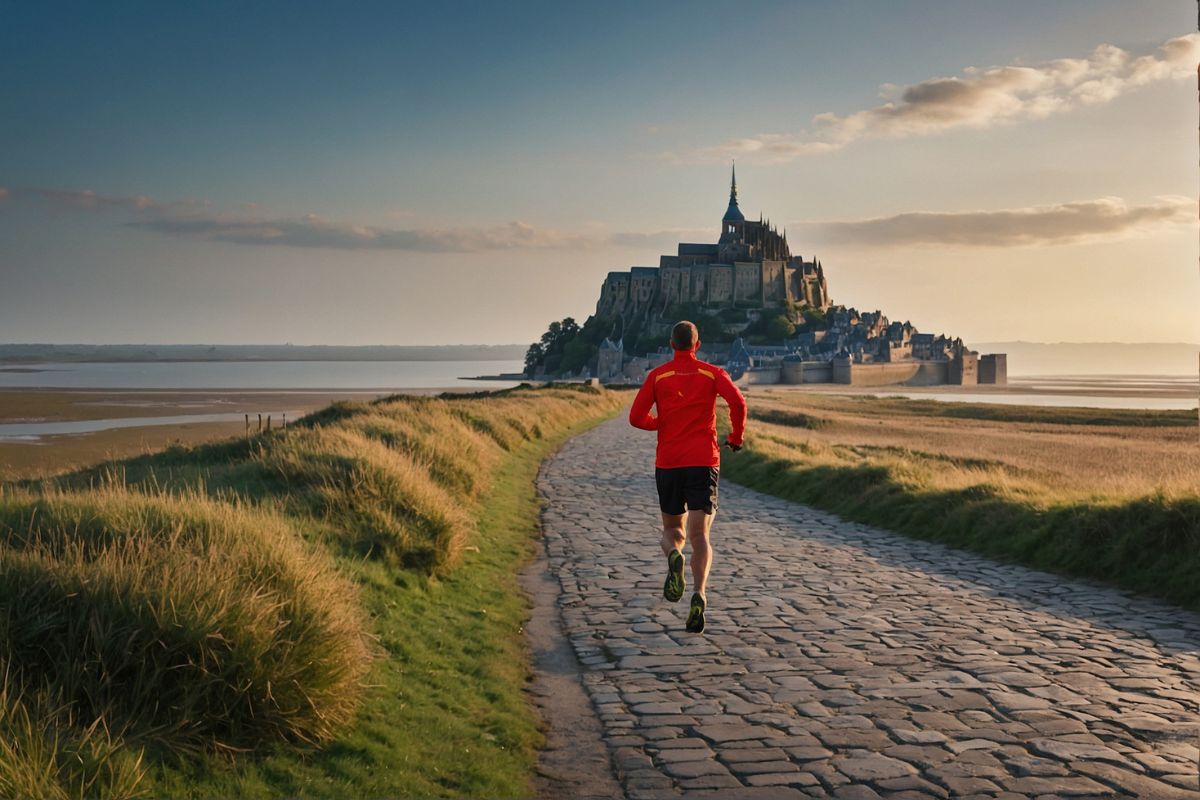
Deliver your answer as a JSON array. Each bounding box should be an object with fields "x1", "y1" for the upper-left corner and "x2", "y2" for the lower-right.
[
  {"x1": 0, "y1": 411, "x2": 294, "y2": 440},
  {"x1": 0, "y1": 360, "x2": 526, "y2": 390}
]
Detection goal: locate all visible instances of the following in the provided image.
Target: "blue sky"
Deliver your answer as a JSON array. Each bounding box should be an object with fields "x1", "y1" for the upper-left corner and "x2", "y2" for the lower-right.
[{"x1": 1, "y1": 1, "x2": 1196, "y2": 344}]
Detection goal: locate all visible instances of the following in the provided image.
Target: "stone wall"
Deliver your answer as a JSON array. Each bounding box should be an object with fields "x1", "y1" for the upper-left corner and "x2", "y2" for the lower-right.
[
  {"x1": 949, "y1": 352, "x2": 979, "y2": 386},
  {"x1": 734, "y1": 262, "x2": 760, "y2": 304},
  {"x1": 742, "y1": 366, "x2": 782, "y2": 385},
  {"x1": 762, "y1": 261, "x2": 785, "y2": 306},
  {"x1": 781, "y1": 361, "x2": 834, "y2": 384},
  {"x1": 834, "y1": 360, "x2": 950, "y2": 386},
  {"x1": 708, "y1": 265, "x2": 733, "y2": 304},
  {"x1": 979, "y1": 353, "x2": 1007, "y2": 385}
]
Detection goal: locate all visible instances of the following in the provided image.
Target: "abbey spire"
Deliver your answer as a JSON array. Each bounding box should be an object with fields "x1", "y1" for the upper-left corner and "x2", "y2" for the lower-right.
[{"x1": 722, "y1": 161, "x2": 744, "y2": 224}]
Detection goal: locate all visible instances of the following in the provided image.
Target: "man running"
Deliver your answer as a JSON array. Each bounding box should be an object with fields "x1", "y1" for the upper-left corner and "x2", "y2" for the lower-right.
[{"x1": 628, "y1": 320, "x2": 747, "y2": 633}]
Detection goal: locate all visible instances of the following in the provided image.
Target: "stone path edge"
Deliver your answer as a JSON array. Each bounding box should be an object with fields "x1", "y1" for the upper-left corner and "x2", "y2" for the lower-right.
[{"x1": 521, "y1": 439, "x2": 626, "y2": 800}]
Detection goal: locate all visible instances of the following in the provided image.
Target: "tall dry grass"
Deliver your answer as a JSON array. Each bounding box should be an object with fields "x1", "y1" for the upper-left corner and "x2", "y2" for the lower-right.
[
  {"x1": 255, "y1": 425, "x2": 473, "y2": 570},
  {"x1": 746, "y1": 391, "x2": 1200, "y2": 504},
  {"x1": 0, "y1": 489, "x2": 369, "y2": 788},
  {"x1": 0, "y1": 673, "x2": 145, "y2": 800}
]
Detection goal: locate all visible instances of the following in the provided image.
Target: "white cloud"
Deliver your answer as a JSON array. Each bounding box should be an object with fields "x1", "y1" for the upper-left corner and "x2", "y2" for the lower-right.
[
  {"x1": 800, "y1": 195, "x2": 1196, "y2": 247},
  {"x1": 689, "y1": 33, "x2": 1199, "y2": 162}
]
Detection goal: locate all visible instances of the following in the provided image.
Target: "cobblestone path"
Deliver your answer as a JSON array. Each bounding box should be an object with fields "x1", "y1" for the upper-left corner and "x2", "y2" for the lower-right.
[{"x1": 538, "y1": 417, "x2": 1200, "y2": 799}]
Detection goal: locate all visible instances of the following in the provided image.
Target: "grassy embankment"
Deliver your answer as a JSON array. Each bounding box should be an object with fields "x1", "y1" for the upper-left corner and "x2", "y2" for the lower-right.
[
  {"x1": 0, "y1": 385, "x2": 623, "y2": 799},
  {"x1": 722, "y1": 391, "x2": 1200, "y2": 608}
]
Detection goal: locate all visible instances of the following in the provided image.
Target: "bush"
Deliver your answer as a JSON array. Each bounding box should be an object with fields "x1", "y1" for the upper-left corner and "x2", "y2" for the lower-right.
[
  {"x1": 765, "y1": 314, "x2": 796, "y2": 340},
  {"x1": 799, "y1": 306, "x2": 828, "y2": 331}
]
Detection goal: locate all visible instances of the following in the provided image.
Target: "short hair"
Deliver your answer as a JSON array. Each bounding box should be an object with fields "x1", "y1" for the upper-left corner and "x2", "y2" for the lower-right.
[{"x1": 671, "y1": 320, "x2": 699, "y2": 350}]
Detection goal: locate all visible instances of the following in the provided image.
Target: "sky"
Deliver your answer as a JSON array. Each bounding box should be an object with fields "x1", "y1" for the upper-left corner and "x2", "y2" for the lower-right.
[{"x1": 1, "y1": 0, "x2": 1196, "y2": 346}]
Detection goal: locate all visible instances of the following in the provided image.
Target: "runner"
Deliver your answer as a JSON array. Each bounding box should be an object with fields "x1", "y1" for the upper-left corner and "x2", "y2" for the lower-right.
[{"x1": 628, "y1": 320, "x2": 747, "y2": 633}]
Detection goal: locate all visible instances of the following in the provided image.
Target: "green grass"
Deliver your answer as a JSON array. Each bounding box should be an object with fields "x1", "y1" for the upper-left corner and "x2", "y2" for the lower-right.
[{"x1": 1, "y1": 385, "x2": 623, "y2": 798}]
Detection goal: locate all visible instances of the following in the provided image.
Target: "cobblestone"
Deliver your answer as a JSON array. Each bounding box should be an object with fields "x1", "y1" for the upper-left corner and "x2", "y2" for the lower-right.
[{"x1": 540, "y1": 417, "x2": 1200, "y2": 798}]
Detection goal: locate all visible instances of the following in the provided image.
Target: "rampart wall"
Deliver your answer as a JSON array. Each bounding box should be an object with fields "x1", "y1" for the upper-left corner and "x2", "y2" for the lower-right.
[{"x1": 833, "y1": 360, "x2": 949, "y2": 386}]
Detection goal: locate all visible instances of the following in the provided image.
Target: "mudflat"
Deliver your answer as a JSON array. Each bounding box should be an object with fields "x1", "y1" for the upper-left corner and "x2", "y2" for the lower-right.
[{"x1": 0, "y1": 389, "x2": 379, "y2": 479}]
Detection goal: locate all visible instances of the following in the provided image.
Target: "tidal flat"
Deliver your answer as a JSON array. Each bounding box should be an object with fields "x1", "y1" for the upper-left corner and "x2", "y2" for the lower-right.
[{"x1": 0, "y1": 389, "x2": 378, "y2": 479}]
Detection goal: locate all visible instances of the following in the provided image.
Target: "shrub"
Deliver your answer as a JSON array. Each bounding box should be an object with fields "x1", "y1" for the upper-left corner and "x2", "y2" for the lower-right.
[{"x1": 765, "y1": 314, "x2": 796, "y2": 340}]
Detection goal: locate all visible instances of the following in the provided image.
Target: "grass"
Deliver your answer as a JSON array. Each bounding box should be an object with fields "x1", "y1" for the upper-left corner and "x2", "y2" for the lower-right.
[
  {"x1": 723, "y1": 390, "x2": 1200, "y2": 608},
  {"x1": 0, "y1": 490, "x2": 368, "y2": 749},
  {"x1": 0, "y1": 384, "x2": 623, "y2": 798},
  {"x1": 845, "y1": 395, "x2": 1199, "y2": 427}
]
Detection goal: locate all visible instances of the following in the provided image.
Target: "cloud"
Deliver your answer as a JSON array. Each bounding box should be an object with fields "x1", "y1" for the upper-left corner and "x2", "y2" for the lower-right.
[
  {"x1": 128, "y1": 214, "x2": 606, "y2": 252},
  {"x1": 3, "y1": 184, "x2": 704, "y2": 252},
  {"x1": 13, "y1": 182, "x2": 1188, "y2": 254},
  {"x1": 130, "y1": 215, "x2": 718, "y2": 253},
  {"x1": 800, "y1": 196, "x2": 1196, "y2": 247},
  {"x1": 608, "y1": 228, "x2": 712, "y2": 249},
  {"x1": 35, "y1": 188, "x2": 158, "y2": 211},
  {"x1": 19, "y1": 187, "x2": 209, "y2": 215},
  {"x1": 691, "y1": 33, "x2": 1199, "y2": 162}
]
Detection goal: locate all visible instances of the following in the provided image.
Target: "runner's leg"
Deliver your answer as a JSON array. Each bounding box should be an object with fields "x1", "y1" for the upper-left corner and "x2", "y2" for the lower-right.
[
  {"x1": 661, "y1": 512, "x2": 687, "y2": 601},
  {"x1": 661, "y1": 513, "x2": 685, "y2": 557},
  {"x1": 685, "y1": 509, "x2": 714, "y2": 598}
]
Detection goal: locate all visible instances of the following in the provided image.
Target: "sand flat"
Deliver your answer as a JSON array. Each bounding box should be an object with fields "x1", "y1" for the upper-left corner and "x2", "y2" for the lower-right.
[{"x1": 0, "y1": 389, "x2": 385, "y2": 480}]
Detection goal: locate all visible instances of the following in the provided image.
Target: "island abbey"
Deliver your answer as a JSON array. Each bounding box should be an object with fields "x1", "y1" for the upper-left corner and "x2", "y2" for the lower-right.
[
  {"x1": 532, "y1": 168, "x2": 1006, "y2": 387},
  {"x1": 597, "y1": 165, "x2": 832, "y2": 318}
]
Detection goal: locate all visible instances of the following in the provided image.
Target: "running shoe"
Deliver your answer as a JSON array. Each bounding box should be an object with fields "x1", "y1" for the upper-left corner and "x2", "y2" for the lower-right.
[
  {"x1": 663, "y1": 548, "x2": 685, "y2": 602},
  {"x1": 685, "y1": 593, "x2": 706, "y2": 634}
]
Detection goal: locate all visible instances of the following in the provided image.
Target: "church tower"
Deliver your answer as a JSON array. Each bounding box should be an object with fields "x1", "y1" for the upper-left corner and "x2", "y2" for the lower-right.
[{"x1": 720, "y1": 163, "x2": 744, "y2": 242}]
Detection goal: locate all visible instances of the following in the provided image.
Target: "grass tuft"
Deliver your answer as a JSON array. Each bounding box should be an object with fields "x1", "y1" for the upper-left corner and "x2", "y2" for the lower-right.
[
  {"x1": 0, "y1": 674, "x2": 146, "y2": 800},
  {"x1": 0, "y1": 489, "x2": 370, "y2": 754}
]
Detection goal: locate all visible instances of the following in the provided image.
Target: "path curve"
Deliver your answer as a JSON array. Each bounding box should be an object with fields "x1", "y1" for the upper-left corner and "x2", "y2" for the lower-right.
[{"x1": 538, "y1": 416, "x2": 1200, "y2": 799}]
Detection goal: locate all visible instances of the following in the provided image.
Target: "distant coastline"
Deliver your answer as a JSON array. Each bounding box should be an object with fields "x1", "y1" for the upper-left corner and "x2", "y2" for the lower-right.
[
  {"x1": 0, "y1": 343, "x2": 527, "y2": 364},
  {"x1": 974, "y1": 341, "x2": 1199, "y2": 376},
  {"x1": 3, "y1": 342, "x2": 1197, "y2": 377}
]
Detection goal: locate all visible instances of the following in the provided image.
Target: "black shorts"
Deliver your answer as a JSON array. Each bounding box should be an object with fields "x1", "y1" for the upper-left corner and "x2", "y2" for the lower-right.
[{"x1": 655, "y1": 466, "x2": 719, "y2": 516}]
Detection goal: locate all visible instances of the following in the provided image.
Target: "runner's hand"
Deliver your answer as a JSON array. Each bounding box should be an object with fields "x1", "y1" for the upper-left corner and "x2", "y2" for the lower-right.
[{"x1": 724, "y1": 437, "x2": 742, "y2": 452}]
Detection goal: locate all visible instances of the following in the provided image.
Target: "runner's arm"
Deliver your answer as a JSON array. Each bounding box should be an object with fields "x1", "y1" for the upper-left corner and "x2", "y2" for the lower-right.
[
  {"x1": 715, "y1": 370, "x2": 747, "y2": 446},
  {"x1": 628, "y1": 375, "x2": 658, "y2": 430}
]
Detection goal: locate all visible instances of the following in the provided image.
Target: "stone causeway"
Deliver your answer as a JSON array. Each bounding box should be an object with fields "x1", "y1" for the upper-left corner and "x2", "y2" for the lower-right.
[{"x1": 538, "y1": 416, "x2": 1200, "y2": 799}]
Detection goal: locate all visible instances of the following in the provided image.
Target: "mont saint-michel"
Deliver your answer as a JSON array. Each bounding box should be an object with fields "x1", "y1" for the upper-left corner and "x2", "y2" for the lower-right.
[{"x1": 526, "y1": 168, "x2": 1007, "y2": 387}]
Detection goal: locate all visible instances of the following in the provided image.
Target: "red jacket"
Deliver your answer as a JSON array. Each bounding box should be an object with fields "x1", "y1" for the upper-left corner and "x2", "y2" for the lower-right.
[{"x1": 629, "y1": 347, "x2": 747, "y2": 469}]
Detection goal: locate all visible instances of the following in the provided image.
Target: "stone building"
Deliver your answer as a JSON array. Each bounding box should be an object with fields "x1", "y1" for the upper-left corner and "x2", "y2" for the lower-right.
[
  {"x1": 573, "y1": 168, "x2": 1007, "y2": 387},
  {"x1": 596, "y1": 338, "x2": 624, "y2": 380},
  {"x1": 596, "y1": 166, "x2": 830, "y2": 323}
]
